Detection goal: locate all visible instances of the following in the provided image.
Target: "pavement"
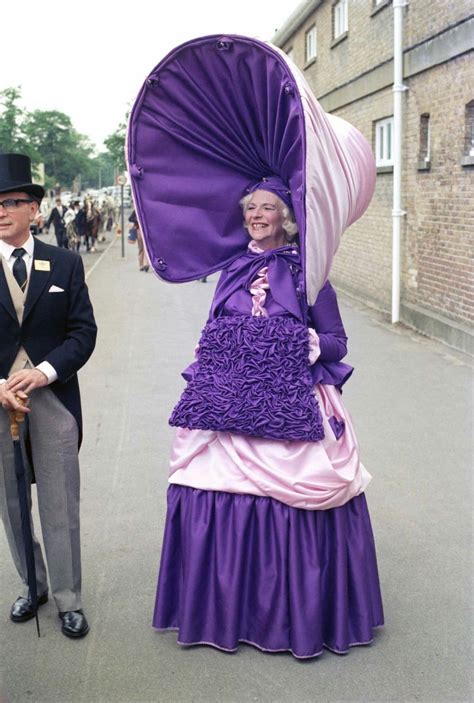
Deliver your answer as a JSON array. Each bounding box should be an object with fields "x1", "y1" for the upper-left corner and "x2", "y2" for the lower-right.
[{"x1": 0, "y1": 232, "x2": 472, "y2": 703}]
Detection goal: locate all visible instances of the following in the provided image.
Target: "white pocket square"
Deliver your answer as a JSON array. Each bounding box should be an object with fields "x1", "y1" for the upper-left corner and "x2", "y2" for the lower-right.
[{"x1": 48, "y1": 285, "x2": 65, "y2": 293}]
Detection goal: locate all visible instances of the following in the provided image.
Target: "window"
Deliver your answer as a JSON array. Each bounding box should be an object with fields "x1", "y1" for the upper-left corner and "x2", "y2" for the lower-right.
[
  {"x1": 333, "y1": 0, "x2": 348, "y2": 39},
  {"x1": 305, "y1": 26, "x2": 317, "y2": 62},
  {"x1": 418, "y1": 113, "x2": 431, "y2": 169},
  {"x1": 375, "y1": 117, "x2": 394, "y2": 166},
  {"x1": 464, "y1": 100, "x2": 474, "y2": 156},
  {"x1": 420, "y1": 114, "x2": 431, "y2": 160},
  {"x1": 461, "y1": 100, "x2": 474, "y2": 166},
  {"x1": 371, "y1": 0, "x2": 392, "y2": 16}
]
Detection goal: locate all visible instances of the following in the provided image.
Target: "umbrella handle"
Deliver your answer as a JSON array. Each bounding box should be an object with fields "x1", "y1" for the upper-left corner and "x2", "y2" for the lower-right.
[{"x1": 8, "y1": 398, "x2": 27, "y2": 441}]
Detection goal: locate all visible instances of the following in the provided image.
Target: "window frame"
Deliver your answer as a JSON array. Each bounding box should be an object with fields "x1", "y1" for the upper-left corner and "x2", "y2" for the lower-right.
[
  {"x1": 464, "y1": 100, "x2": 474, "y2": 156},
  {"x1": 417, "y1": 113, "x2": 431, "y2": 171},
  {"x1": 375, "y1": 116, "x2": 394, "y2": 167},
  {"x1": 333, "y1": 0, "x2": 348, "y2": 39},
  {"x1": 461, "y1": 100, "x2": 474, "y2": 167},
  {"x1": 371, "y1": 0, "x2": 392, "y2": 17},
  {"x1": 305, "y1": 25, "x2": 317, "y2": 63}
]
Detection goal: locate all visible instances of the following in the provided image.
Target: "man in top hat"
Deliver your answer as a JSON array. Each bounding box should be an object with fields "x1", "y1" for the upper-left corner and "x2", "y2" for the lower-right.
[{"x1": 0, "y1": 153, "x2": 97, "y2": 638}]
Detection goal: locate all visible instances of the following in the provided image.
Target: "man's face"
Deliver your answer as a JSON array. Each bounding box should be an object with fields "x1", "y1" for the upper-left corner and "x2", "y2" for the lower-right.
[{"x1": 0, "y1": 191, "x2": 38, "y2": 247}]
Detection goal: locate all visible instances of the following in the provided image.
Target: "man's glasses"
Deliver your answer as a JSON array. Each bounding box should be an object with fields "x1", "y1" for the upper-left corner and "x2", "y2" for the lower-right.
[{"x1": 0, "y1": 198, "x2": 35, "y2": 212}]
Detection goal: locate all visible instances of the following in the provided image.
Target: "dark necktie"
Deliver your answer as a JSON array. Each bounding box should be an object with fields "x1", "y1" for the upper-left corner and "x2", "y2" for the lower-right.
[{"x1": 12, "y1": 248, "x2": 28, "y2": 291}]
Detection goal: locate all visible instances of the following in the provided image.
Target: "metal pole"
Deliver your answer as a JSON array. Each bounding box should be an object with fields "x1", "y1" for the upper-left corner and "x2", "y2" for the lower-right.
[
  {"x1": 121, "y1": 184, "x2": 125, "y2": 258},
  {"x1": 392, "y1": 0, "x2": 408, "y2": 324}
]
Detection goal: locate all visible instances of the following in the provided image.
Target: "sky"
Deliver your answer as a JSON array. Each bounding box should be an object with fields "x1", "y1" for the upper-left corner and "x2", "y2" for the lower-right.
[{"x1": 1, "y1": 0, "x2": 300, "y2": 152}]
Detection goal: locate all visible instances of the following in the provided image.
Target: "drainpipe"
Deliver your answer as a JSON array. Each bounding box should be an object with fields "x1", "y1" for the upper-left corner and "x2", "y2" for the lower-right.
[{"x1": 392, "y1": 0, "x2": 408, "y2": 324}]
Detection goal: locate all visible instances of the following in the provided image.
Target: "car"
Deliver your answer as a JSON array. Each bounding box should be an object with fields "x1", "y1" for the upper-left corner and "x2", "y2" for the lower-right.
[
  {"x1": 60, "y1": 191, "x2": 72, "y2": 205},
  {"x1": 110, "y1": 184, "x2": 132, "y2": 207}
]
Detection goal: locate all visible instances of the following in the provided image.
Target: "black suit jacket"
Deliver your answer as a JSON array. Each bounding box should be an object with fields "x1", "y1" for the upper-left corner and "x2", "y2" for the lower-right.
[
  {"x1": 46, "y1": 206, "x2": 66, "y2": 231},
  {"x1": 0, "y1": 238, "x2": 97, "y2": 445}
]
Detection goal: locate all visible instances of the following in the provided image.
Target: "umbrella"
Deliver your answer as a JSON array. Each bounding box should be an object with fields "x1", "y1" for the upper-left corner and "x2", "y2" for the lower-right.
[{"x1": 8, "y1": 407, "x2": 41, "y2": 637}]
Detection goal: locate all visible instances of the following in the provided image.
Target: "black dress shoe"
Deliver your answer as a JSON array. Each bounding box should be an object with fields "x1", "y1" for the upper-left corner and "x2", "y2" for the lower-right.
[
  {"x1": 58, "y1": 609, "x2": 89, "y2": 638},
  {"x1": 10, "y1": 593, "x2": 48, "y2": 622}
]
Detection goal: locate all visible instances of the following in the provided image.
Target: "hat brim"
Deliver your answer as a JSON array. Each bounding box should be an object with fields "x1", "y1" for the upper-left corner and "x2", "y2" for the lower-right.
[
  {"x1": 0, "y1": 182, "x2": 45, "y2": 200},
  {"x1": 128, "y1": 34, "x2": 375, "y2": 302}
]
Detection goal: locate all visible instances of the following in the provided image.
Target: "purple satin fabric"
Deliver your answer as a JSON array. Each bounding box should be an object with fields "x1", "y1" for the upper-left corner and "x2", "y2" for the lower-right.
[
  {"x1": 247, "y1": 176, "x2": 293, "y2": 209},
  {"x1": 169, "y1": 315, "x2": 325, "y2": 442},
  {"x1": 168, "y1": 380, "x2": 372, "y2": 510},
  {"x1": 205, "y1": 245, "x2": 353, "y2": 390},
  {"x1": 128, "y1": 36, "x2": 305, "y2": 284},
  {"x1": 210, "y1": 245, "x2": 304, "y2": 321},
  {"x1": 127, "y1": 35, "x2": 376, "y2": 303},
  {"x1": 329, "y1": 415, "x2": 346, "y2": 440},
  {"x1": 154, "y1": 485, "x2": 384, "y2": 658}
]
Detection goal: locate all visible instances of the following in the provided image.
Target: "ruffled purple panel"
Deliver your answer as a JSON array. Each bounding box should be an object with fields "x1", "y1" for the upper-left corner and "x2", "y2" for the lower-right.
[
  {"x1": 169, "y1": 316, "x2": 325, "y2": 441},
  {"x1": 153, "y1": 485, "x2": 384, "y2": 658}
]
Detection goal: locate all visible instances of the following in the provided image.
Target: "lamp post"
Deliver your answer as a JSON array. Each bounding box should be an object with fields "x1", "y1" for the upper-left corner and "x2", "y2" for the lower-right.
[{"x1": 116, "y1": 173, "x2": 127, "y2": 258}]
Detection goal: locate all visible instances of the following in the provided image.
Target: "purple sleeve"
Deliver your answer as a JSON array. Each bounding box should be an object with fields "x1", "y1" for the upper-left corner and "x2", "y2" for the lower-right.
[{"x1": 308, "y1": 281, "x2": 347, "y2": 362}]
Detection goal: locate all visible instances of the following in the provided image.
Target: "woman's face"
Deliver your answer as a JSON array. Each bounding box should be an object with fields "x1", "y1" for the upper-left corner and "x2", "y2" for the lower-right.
[{"x1": 244, "y1": 190, "x2": 287, "y2": 250}]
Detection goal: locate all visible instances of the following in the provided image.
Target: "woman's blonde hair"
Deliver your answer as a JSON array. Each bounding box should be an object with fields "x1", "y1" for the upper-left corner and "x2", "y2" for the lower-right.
[{"x1": 239, "y1": 192, "x2": 299, "y2": 240}]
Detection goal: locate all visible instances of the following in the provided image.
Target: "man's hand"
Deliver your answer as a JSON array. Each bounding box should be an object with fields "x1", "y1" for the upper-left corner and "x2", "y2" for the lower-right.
[
  {"x1": 6, "y1": 369, "x2": 49, "y2": 395},
  {"x1": 0, "y1": 385, "x2": 30, "y2": 413}
]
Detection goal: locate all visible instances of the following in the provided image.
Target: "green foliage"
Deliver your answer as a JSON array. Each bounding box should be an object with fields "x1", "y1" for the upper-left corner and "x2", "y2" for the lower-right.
[
  {"x1": 23, "y1": 109, "x2": 95, "y2": 189},
  {"x1": 104, "y1": 116, "x2": 127, "y2": 171},
  {"x1": 0, "y1": 87, "x2": 35, "y2": 157},
  {"x1": 0, "y1": 86, "x2": 127, "y2": 190},
  {"x1": 91, "y1": 152, "x2": 115, "y2": 188}
]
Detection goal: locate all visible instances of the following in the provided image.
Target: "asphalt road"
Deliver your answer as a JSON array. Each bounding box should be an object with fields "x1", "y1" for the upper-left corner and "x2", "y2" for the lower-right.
[{"x1": 1, "y1": 234, "x2": 472, "y2": 703}]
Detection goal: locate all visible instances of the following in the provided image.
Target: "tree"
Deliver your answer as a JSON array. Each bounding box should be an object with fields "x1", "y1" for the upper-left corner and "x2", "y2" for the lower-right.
[
  {"x1": 0, "y1": 87, "x2": 35, "y2": 157},
  {"x1": 104, "y1": 115, "x2": 128, "y2": 172},
  {"x1": 1, "y1": 86, "x2": 121, "y2": 190},
  {"x1": 90, "y1": 152, "x2": 115, "y2": 188},
  {"x1": 23, "y1": 110, "x2": 95, "y2": 189}
]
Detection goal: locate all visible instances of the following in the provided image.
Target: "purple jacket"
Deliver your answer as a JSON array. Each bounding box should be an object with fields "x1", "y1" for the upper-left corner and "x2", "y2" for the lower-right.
[{"x1": 186, "y1": 245, "x2": 353, "y2": 390}]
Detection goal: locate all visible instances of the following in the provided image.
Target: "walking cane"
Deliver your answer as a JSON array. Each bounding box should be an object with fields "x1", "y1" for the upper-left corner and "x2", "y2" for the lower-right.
[{"x1": 8, "y1": 403, "x2": 41, "y2": 637}]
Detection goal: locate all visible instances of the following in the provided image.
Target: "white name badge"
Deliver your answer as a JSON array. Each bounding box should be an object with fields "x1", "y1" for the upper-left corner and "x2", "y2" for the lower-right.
[{"x1": 34, "y1": 260, "x2": 51, "y2": 271}]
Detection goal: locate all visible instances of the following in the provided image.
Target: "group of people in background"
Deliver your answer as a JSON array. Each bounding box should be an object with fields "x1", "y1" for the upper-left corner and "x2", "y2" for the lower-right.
[
  {"x1": 33, "y1": 195, "x2": 118, "y2": 253},
  {"x1": 31, "y1": 196, "x2": 152, "y2": 273}
]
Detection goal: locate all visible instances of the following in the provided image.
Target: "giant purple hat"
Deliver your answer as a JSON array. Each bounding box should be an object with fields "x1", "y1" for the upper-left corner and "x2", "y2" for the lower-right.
[{"x1": 127, "y1": 34, "x2": 375, "y2": 304}]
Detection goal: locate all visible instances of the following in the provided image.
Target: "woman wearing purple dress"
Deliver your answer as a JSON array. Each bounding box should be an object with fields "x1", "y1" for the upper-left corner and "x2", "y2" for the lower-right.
[
  {"x1": 152, "y1": 181, "x2": 384, "y2": 658},
  {"x1": 127, "y1": 34, "x2": 384, "y2": 659}
]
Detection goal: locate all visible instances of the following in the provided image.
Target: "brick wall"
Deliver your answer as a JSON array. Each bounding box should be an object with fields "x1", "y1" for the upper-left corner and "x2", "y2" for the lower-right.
[
  {"x1": 403, "y1": 54, "x2": 474, "y2": 326},
  {"x1": 286, "y1": 2, "x2": 395, "y2": 98},
  {"x1": 284, "y1": 0, "x2": 472, "y2": 99},
  {"x1": 404, "y1": 0, "x2": 472, "y2": 47},
  {"x1": 330, "y1": 88, "x2": 395, "y2": 309},
  {"x1": 329, "y1": 54, "x2": 474, "y2": 329},
  {"x1": 278, "y1": 0, "x2": 473, "y2": 349}
]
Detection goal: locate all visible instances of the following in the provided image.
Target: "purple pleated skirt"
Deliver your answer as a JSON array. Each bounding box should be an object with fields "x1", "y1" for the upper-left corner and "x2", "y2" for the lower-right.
[{"x1": 153, "y1": 485, "x2": 384, "y2": 659}]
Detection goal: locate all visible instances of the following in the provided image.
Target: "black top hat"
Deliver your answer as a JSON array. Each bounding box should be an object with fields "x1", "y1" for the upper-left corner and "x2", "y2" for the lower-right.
[{"x1": 0, "y1": 153, "x2": 45, "y2": 200}]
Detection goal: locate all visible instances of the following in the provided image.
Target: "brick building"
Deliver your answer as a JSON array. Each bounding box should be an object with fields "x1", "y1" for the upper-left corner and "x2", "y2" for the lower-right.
[{"x1": 273, "y1": 0, "x2": 473, "y2": 353}]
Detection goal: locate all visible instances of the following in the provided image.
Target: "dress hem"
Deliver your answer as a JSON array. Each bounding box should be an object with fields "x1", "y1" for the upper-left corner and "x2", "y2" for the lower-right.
[{"x1": 153, "y1": 625, "x2": 385, "y2": 659}]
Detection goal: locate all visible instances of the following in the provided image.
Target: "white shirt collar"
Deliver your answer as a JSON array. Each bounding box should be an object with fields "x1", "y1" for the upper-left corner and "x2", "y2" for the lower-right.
[{"x1": 0, "y1": 233, "x2": 35, "y2": 260}]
